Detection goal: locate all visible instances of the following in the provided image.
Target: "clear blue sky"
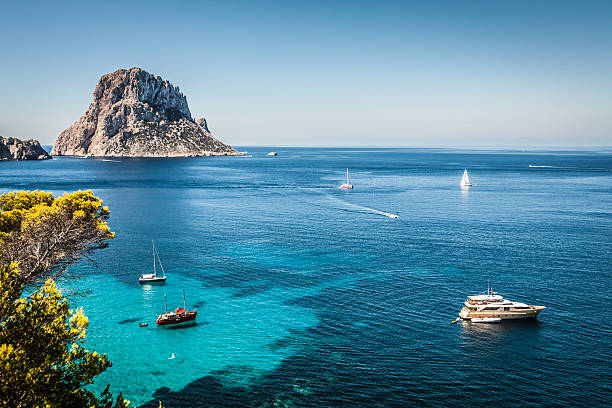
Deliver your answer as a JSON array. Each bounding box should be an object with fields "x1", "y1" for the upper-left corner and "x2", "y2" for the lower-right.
[{"x1": 1, "y1": 0, "x2": 610, "y2": 147}]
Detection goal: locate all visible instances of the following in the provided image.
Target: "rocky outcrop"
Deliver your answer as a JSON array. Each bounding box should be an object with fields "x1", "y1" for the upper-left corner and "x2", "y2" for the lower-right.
[
  {"x1": 0, "y1": 137, "x2": 51, "y2": 161},
  {"x1": 51, "y1": 67, "x2": 241, "y2": 157}
]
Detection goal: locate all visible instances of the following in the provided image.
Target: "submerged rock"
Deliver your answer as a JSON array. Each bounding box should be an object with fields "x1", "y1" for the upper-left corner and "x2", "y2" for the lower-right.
[
  {"x1": 52, "y1": 67, "x2": 241, "y2": 157},
  {"x1": 0, "y1": 136, "x2": 51, "y2": 161}
]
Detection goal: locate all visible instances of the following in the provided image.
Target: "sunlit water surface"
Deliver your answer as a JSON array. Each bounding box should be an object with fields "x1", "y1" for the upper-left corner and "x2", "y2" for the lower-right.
[{"x1": 2, "y1": 147, "x2": 611, "y2": 407}]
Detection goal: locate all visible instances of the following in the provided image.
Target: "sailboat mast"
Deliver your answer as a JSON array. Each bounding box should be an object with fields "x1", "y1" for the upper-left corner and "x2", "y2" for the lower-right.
[
  {"x1": 152, "y1": 240, "x2": 156, "y2": 276},
  {"x1": 347, "y1": 168, "x2": 349, "y2": 184},
  {"x1": 183, "y1": 288, "x2": 186, "y2": 310},
  {"x1": 164, "y1": 294, "x2": 167, "y2": 313},
  {"x1": 154, "y1": 245, "x2": 166, "y2": 277}
]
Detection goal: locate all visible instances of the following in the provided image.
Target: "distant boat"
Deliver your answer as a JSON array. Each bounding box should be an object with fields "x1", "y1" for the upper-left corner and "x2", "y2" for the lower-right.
[
  {"x1": 267, "y1": 152, "x2": 277, "y2": 156},
  {"x1": 339, "y1": 168, "x2": 354, "y2": 189},
  {"x1": 156, "y1": 289, "x2": 197, "y2": 326},
  {"x1": 460, "y1": 169, "x2": 472, "y2": 187},
  {"x1": 139, "y1": 240, "x2": 167, "y2": 284}
]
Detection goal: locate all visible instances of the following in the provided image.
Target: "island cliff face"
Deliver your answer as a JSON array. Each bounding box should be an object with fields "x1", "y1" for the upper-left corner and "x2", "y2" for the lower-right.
[
  {"x1": 51, "y1": 67, "x2": 240, "y2": 157},
  {"x1": 0, "y1": 137, "x2": 51, "y2": 161}
]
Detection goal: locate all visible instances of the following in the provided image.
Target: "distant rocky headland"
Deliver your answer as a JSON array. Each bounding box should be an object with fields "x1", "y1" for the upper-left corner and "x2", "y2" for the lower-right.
[
  {"x1": 51, "y1": 67, "x2": 241, "y2": 157},
  {"x1": 0, "y1": 137, "x2": 51, "y2": 161}
]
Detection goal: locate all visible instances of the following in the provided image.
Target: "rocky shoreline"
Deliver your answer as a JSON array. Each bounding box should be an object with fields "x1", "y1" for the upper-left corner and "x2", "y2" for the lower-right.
[{"x1": 0, "y1": 137, "x2": 51, "y2": 161}]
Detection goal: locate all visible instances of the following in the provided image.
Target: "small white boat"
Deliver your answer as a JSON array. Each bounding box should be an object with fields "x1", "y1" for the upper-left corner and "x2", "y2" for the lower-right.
[
  {"x1": 139, "y1": 240, "x2": 167, "y2": 284},
  {"x1": 471, "y1": 317, "x2": 501, "y2": 324},
  {"x1": 460, "y1": 169, "x2": 472, "y2": 187},
  {"x1": 339, "y1": 168, "x2": 354, "y2": 189},
  {"x1": 267, "y1": 152, "x2": 277, "y2": 156}
]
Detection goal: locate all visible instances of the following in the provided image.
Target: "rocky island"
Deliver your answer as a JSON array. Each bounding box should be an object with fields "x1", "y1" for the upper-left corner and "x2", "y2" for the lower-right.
[
  {"x1": 51, "y1": 67, "x2": 241, "y2": 157},
  {"x1": 0, "y1": 137, "x2": 51, "y2": 161}
]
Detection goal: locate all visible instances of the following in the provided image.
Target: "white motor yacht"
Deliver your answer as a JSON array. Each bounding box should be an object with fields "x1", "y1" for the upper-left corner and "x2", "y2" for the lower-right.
[{"x1": 459, "y1": 285, "x2": 545, "y2": 321}]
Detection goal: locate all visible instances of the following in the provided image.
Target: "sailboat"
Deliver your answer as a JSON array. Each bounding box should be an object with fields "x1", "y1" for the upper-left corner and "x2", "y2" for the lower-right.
[
  {"x1": 460, "y1": 169, "x2": 472, "y2": 187},
  {"x1": 339, "y1": 168, "x2": 354, "y2": 189},
  {"x1": 156, "y1": 289, "x2": 197, "y2": 326},
  {"x1": 138, "y1": 240, "x2": 167, "y2": 284}
]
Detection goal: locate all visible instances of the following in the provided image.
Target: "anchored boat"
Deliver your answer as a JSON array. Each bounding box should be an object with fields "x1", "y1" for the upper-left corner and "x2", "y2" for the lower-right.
[
  {"x1": 459, "y1": 284, "x2": 545, "y2": 321},
  {"x1": 139, "y1": 240, "x2": 167, "y2": 284},
  {"x1": 156, "y1": 289, "x2": 197, "y2": 326}
]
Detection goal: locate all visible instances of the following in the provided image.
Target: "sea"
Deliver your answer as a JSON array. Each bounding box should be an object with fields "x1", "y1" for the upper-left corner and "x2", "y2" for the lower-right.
[{"x1": 1, "y1": 147, "x2": 611, "y2": 407}]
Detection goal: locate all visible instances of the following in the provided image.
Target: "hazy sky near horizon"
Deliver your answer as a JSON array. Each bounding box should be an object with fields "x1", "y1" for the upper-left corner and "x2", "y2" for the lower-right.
[{"x1": 1, "y1": 0, "x2": 611, "y2": 147}]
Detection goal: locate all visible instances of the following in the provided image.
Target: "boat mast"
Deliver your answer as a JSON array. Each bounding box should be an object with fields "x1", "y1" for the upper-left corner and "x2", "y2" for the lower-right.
[
  {"x1": 346, "y1": 168, "x2": 350, "y2": 184},
  {"x1": 154, "y1": 244, "x2": 166, "y2": 277},
  {"x1": 164, "y1": 294, "x2": 167, "y2": 313},
  {"x1": 183, "y1": 288, "x2": 186, "y2": 311},
  {"x1": 152, "y1": 240, "x2": 157, "y2": 276}
]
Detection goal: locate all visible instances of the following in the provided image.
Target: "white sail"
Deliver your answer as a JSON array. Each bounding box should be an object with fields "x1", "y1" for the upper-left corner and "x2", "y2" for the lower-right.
[{"x1": 460, "y1": 169, "x2": 472, "y2": 186}]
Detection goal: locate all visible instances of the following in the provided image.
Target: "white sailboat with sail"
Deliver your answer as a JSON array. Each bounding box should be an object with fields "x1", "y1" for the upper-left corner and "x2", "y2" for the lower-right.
[
  {"x1": 139, "y1": 240, "x2": 167, "y2": 284},
  {"x1": 339, "y1": 168, "x2": 354, "y2": 189},
  {"x1": 460, "y1": 169, "x2": 472, "y2": 187}
]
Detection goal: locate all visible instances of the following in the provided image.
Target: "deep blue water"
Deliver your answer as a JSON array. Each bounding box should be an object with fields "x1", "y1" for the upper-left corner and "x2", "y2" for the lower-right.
[{"x1": 2, "y1": 147, "x2": 611, "y2": 407}]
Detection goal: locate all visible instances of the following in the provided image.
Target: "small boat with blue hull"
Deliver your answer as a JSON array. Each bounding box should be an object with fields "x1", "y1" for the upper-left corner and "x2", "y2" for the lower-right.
[{"x1": 139, "y1": 240, "x2": 167, "y2": 284}]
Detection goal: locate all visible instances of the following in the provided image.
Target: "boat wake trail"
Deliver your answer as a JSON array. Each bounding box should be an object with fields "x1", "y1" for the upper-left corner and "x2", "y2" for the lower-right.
[
  {"x1": 323, "y1": 193, "x2": 399, "y2": 219},
  {"x1": 528, "y1": 165, "x2": 575, "y2": 169}
]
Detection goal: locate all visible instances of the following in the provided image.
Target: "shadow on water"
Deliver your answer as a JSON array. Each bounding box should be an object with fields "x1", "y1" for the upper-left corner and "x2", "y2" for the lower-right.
[
  {"x1": 118, "y1": 317, "x2": 142, "y2": 325},
  {"x1": 231, "y1": 284, "x2": 274, "y2": 298},
  {"x1": 463, "y1": 318, "x2": 542, "y2": 329},
  {"x1": 158, "y1": 321, "x2": 203, "y2": 330},
  {"x1": 192, "y1": 300, "x2": 207, "y2": 309}
]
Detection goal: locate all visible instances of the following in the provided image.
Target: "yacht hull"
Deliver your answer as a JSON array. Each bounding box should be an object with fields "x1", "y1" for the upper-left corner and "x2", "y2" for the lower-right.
[
  {"x1": 460, "y1": 306, "x2": 545, "y2": 320},
  {"x1": 156, "y1": 310, "x2": 197, "y2": 326},
  {"x1": 139, "y1": 277, "x2": 166, "y2": 284}
]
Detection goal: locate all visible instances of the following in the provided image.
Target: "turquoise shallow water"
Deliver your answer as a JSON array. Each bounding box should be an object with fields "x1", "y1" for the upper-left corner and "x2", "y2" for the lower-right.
[{"x1": 2, "y1": 147, "x2": 611, "y2": 407}]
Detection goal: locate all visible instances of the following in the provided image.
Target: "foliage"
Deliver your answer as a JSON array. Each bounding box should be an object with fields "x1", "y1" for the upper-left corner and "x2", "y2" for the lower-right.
[
  {"x1": 0, "y1": 190, "x2": 114, "y2": 284},
  {"x1": 0, "y1": 190, "x2": 130, "y2": 407},
  {"x1": 0, "y1": 263, "x2": 129, "y2": 407}
]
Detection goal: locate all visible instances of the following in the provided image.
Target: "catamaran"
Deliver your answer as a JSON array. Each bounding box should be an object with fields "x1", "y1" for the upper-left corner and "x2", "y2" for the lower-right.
[
  {"x1": 459, "y1": 284, "x2": 546, "y2": 322},
  {"x1": 139, "y1": 240, "x2": 167, "y2": 284},
  {"x1": 156, "y1": 289, "x2": 197, "y2": 326},
  {"x1": 339, "y1": 168, "x2": 354, "y2": 189},
  {"x1": 460, "y1": 169, "x2": 472, "y2": 187}
]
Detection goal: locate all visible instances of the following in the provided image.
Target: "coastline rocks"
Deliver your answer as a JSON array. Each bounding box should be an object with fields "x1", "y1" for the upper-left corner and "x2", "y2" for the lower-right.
[
  {"x1": 51, "y1": 67, "x2": 241, "y2": 157},
  {"x1": 0, "y1": 137, "x2": 51, "y2": 161}
]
